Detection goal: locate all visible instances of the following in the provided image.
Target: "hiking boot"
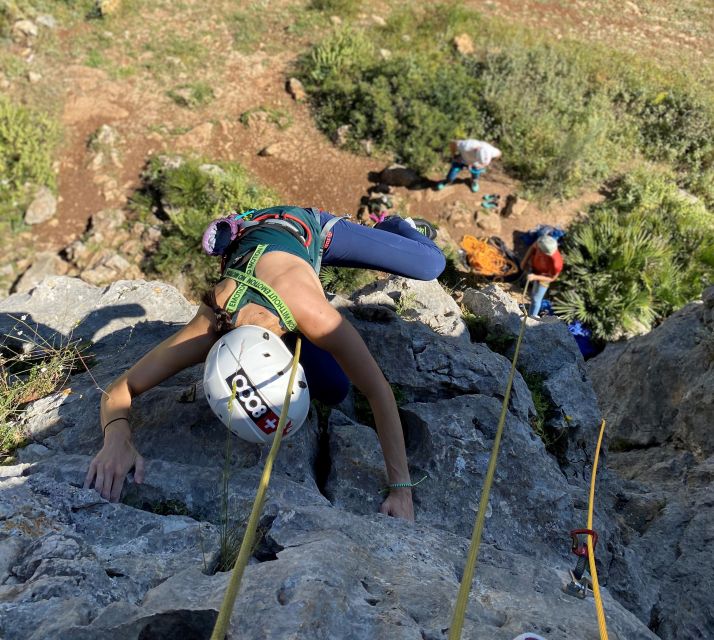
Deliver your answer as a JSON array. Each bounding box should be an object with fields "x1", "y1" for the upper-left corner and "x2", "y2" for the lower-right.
[{"x1": 470, "y1": 180, "x2": 480, "y2": 193}]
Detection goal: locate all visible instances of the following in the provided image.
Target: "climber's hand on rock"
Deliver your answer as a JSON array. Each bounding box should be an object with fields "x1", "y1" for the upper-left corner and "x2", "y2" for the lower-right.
[
  {"x1": 84, "y1": 424, "x2": 145, "y2": 502},
  {"x1": 379, "y1": 488, "x2": 415, "y2": 522}
]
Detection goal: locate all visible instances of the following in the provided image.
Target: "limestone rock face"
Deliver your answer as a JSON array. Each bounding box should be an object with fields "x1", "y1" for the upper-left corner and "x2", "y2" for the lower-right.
[
  {"x1": 462, "y1": 284, "x2": 602, "y2": 475},
  {"x1": 0, "y1": 277, "x2": 688, "y2": 639},
  {"x1": 589, "y1": 287, "x2": 714, "y2": 639},
  {"x1": 588, "y1": 287, "x2": 714, "y2": 455}
]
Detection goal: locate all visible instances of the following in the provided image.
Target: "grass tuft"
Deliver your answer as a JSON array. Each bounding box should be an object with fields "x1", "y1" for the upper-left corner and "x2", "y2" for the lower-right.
[
  {"x1": 167, "y1": 82, "x2": 215, "y2": 109},
  {"x1": 552, "y1": 167, "x2": 714, "y2": 340},
  {"x1": 1, "y1": 317, "x2": 92, "y2": 461}
]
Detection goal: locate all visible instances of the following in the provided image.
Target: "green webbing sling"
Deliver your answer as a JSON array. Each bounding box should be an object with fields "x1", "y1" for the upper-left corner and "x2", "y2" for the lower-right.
[{"x1": 223, "y1": 244, "x2": 298, "y2": 332}]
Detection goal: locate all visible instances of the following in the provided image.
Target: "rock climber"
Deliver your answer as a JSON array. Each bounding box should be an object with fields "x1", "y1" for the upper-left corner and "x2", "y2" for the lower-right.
[{"x1": 84, "y1": 206, "x2": 446, "y2": 522}]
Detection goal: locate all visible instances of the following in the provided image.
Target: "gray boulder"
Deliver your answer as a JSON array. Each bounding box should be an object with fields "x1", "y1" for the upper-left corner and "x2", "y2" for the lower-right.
[
  {"x1": 24, "y1": 186, "x2": 57, "y2": 225},
  {"x1": 379, "y1": 164, "x2": 421, "y2": 188},
  {"x1": 462, "y1": 284, "x2": 602, "y2": 475},
  {"x1": 588, "y1": 287, "x2": 714, "y2": 455}
]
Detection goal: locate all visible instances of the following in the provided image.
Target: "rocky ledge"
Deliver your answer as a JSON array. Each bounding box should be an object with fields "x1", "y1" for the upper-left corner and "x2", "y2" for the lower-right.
[{"x1": 0, "y1": 276, "x2": 699, "y2": 639}]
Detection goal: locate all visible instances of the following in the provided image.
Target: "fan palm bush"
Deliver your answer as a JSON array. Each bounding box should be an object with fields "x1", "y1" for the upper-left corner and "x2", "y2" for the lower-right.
[{"x1": 553, "y1": 168, "x2": 714, "y2": 340}]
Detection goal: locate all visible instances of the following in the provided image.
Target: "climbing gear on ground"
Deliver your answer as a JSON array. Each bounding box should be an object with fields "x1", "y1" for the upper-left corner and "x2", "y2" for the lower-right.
[
  {"x1": 564, "y1": 528, "x2": 599, "y2": 598},
  {"x1": 379, "y1": 474, "x2": 429, "y2": 495},
  {"x1": 482, "y1": 194, "x2": 500, "y2": 201},
  {"x1": 210, "y1": 337, "x2": 303, "y2": 640},
  {"x1": 203, "y1": 325, "x2": 310, "y2": 444},
  {"x1": 480, "y1": 200, "x2": 498, "y2": 210},
  {"x1": 447, "y1": 282, "x2": 531, "y2": 640},
  {"x1": 102, "y1": 416, "x2": 129, "y2": 436},
  {"x1": 412, "y1": 217, "x2": 437, "y2": 240},
  {"x1": 459, "y1": 235, "x2": 520, "y2": 278}
]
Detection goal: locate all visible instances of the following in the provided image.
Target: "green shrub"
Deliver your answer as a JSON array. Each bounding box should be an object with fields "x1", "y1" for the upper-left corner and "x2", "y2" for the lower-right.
[
  {"x1": 133, "y1": 157, "x2": 277, "y2": 298},
  {"x1": 299, "y1": 3, "x2": 714, "y2": 200},
  {"x1": 319, "y1": 266, "x2": 374, "y2": 295},
  {"x1": 553, "y1": 168, "x2": 714, "y2": 340},
  {"x1": 470, "y1": 47, "x2": 621, "y2": 196},
  {"x1": 0, "y1": 96, "x2": 59, "y2": 231}
]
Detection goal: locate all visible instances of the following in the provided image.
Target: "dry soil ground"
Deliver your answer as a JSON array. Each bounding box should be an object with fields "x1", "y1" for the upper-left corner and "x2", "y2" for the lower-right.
[{"x1": 3, "y1": 0, "x2": 712, "y2": 270}]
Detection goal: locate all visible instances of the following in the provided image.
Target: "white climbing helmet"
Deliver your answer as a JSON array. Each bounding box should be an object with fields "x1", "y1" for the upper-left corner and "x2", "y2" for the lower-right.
[{"x1": 203, "y1": 325, "x2": 310, "y2": 443}]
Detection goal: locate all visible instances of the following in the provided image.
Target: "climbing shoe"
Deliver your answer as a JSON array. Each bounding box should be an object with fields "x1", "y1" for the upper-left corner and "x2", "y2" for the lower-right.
[
  {"x1": 482, "y1": 193, "x2": 500, "y2": 202},
  {"x1": 412, "y1": 217, "x2": 437, "y2": 240},
  {"x1": 481, "y1": 201, "x2": 498, "y2": 210},
  {"x1": 470, "y1": 180, "x2": 480, "y2": 193},
  {"x1": 435, "y1": 181, "x2": 447, "y2": 191}
]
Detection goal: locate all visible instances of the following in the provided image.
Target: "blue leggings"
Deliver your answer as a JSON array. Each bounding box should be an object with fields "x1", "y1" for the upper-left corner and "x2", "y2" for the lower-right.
[
  {"x1": 445, "y1": 162, "x2": 485, "y2": 183},
  {"x1": 297, "y1": 213, "x2": 445, "y2": 405}
]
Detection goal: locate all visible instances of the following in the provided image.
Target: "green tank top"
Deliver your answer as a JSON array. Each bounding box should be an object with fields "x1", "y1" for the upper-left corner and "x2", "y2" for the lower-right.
[{"x1": 222, "y1": 206, "x2": 323, "y2": 321}]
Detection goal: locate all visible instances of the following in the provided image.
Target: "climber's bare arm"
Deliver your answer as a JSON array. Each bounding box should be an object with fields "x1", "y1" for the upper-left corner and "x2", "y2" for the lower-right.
[
  {"x1": 85, "y1": 303, "x2": 219, "y2": 501},
  {"x1": 277, "y1": 268, "x2": 415, "y2": 522}
]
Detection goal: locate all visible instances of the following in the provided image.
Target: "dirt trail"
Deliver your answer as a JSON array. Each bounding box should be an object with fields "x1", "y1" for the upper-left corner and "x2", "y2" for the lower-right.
[{"x1": 12, "y1": 0, "x2": 628, "y2": 260}]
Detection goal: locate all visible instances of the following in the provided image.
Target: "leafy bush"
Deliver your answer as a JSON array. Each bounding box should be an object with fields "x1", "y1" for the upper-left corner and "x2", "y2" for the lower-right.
[
  {"x1": 133, "y1": 157, "x2": 277, "y2": 298},
  {"x1": 553, "y1": 168, "x2": 714, "y2": 340},
  {"x1": 0, "y1": 96, "x2": 58, "y2": 230},
  {"x1": 299, "y1": 3, "x2": 714, "y2": 200}
]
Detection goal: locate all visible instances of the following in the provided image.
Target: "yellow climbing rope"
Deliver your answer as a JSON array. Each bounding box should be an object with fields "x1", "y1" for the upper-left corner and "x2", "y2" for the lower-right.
[
  {"x1": 210, "y1": 337, "x2": 303, "y2": 640},
  {"x1": 448, "y1": 286, "x2": 530, "y2": 639},
  {"x1": 587, "y1": 419, "x2": 609, "y2": 640}
]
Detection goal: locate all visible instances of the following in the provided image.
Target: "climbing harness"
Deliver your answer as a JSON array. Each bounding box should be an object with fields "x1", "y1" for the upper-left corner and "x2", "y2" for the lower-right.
[
  {"x1": 202, "y1": 206, "x2": 345, "y2": 276},
  {"x1": 447, "y1": 282, "x2": 530, "y2": 640},
  {"x1": 210, "y1": 337, "x2": 303, "y2": 640},
  {"x1": 459, "y1": 235, "x2": 520, "y2": 278}
]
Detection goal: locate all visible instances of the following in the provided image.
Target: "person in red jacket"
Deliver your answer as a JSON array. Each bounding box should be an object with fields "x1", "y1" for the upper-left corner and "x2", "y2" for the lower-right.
[{"x1": 520, "y1": 235, "x2": 563, "y2": 317}]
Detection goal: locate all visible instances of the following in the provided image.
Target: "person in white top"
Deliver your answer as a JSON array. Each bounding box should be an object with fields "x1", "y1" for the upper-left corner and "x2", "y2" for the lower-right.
[{"x1": 436, "y1": 139, "x2": 502, "y2": 192}]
